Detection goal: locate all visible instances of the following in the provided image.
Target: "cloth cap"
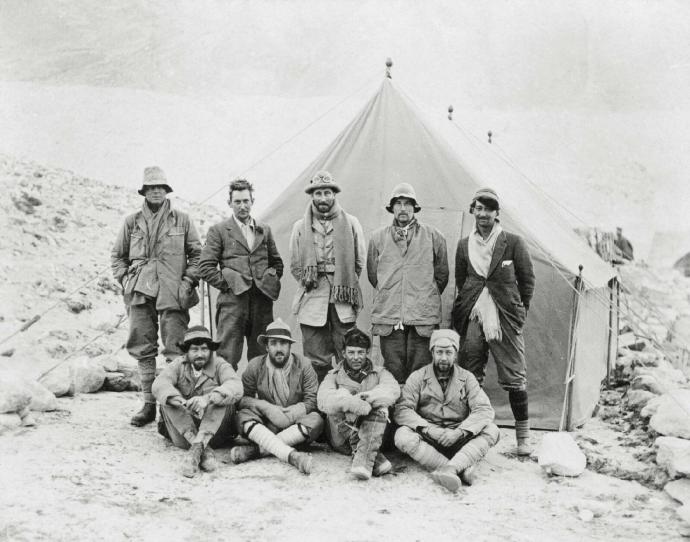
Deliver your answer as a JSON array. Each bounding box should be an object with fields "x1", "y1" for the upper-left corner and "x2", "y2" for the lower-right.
[
  {"x1": 385, "y1": 182, "x2": 421, "y2": 213},
  {"x1": 257, "y1": 317, "x2": 297, "y2": 346},
  {"x1": 305, "y1": 170, "x2": 341, "y2": 194},
  {"x1": 472, "y1": 187, "x2": 499, "y2": 207},
  {"x1": 178, "y1": 325, "x2": 220, "y2": 352},
  {"x1": 429, "y1": 329, "x2": 460, "y2": 351},
  {"x1": 138, "y1": 166, "x2": 173, "y2": 196}
]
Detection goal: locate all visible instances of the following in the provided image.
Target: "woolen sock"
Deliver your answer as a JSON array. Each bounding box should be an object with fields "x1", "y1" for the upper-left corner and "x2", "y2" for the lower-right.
[
  {"x1": 515, "y1": 419, "x2": 530, "y2": 441},
  {"x1": 508, "y1": 390, "x2": 529, "y2": 422},
  {"x1": 402, "y1": 439, "x2": 448, "y2": 471},
  {"x1": 276, "y1": 424, "x2": 308, "y2": 448},
  {"x1": 246, "y1": 423, "x2": 293, "y2": 463},
  {"x1": 138, "y1": 358, "x2": 157, "y2": 404},
  {"x1": 448, "y1": 434, "x2": 492, "y2": 472}
]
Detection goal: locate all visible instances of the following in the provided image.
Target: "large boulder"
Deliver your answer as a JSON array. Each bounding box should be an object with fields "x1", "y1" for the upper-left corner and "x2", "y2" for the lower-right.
[
  {"x1": 71, "y1": 356, "x2": 106, "y2": 394},
  {"x1": 666, "y1": 479, "x2": 690, "y2": 504},
  {"x1": 91, "y1": 354, "x2": 119, "y2": 373},
  {"x1": 103, "y1": 372, "x2": 129, "y2": 392},
  {"x1": 538, "y1": 432, "x2": 587, "y2": 477},
  {"x1": 627, "y1": 389, "x2": 656, "y2": 410},
  {"x1": 656, "y1": 436, "x2": 690, "y2": 478},
  {"x1": 38, "y1": 363, "x2": 73, "y2": 397},
  {"x1": 0, "y1": 376, "x2": 32, "y2": 413},
  {"x1": 649, "y1": 390, "x2": 690, "y2": 438},
  {"x1": 24, "y1": 379, "x2": 58, "y2": 411}
]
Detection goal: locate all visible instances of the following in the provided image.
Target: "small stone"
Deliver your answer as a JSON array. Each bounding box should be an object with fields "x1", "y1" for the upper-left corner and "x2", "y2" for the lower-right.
[
  {"x1": 1, "y1": 349, "x2": 14, "y2": 357},
  {"x1": 631, "y1": 374, "x2": 666, "y2": 395},
  {"x1": 650, "y1": 390, "x2": 690, "y2": 438},
  {"x1": 626, "y1": 389, "x2": 656, "y2": 410},
  {"x1": 65, "y1": 299, "x2": 91, "y2": 314},
  {"x1": 577, "y1": 509, "x2": 594, "y2": 522}
]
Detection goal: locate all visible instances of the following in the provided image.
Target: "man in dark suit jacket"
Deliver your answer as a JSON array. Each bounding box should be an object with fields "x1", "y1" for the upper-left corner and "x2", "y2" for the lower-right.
[
  {"x1": 199, "y1": 178, "x2": 283, "y2": 370},
  {"x1": 452, "y1": 188, "x2": 535, "y2": 456}
]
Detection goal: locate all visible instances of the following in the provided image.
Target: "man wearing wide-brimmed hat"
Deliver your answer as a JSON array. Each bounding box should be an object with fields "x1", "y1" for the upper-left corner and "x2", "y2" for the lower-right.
[
  {"x1": 394, "y1": 329, "x2": 500, "y2": 492},
  {"x1": 111, "y1": 166, "x2": 202, "y2": 428},
  {"x1": 230, "y1": 318, "x2": 323, "y2": 475},
  {"x1": 199, "y1": 177, "x2": 283, "y2": 370},
  {"x1": 152, "y1": 325, "x2": 243, "y2": 477},
  {"x1": 289, "y1": 170, "x2": 366, "y2": 382},
  {"x1": 367, "y1": 182, "x2": 449, "y2": 384},
  {"x1": 451, "y1": 187, "x2": 536, "y2": 456}
]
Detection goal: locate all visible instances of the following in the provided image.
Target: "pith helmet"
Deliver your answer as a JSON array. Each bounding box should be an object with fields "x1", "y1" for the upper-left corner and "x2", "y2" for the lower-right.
[
  {"x1": 386, "y1": 182, "x2": 421, "y2": 213},
  {"x1": 305, "y1": 170, "x2": 341, "y2": 195},
  {"x1": 138, "y1": 166, "x2": 173, "y2": 196}
]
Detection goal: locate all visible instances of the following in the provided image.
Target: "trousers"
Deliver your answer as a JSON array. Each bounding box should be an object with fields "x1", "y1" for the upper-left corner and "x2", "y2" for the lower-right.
[
  {"x1": 300, "y1": 304, "x2": 355, "y2": 382},
  {"x1": 127, "y1": 298, "x2": 189, "y2": 361},
  {"x1": 379, "y1": 326, "x2": 432, "y2": 384},
  {"x1": 159, "y1": 403, "x2": 236, "y2": 449}
]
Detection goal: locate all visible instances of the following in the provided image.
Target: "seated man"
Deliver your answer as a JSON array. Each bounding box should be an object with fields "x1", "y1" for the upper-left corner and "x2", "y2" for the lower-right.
[
  {"x1": 317, "y1": 328, "x2": 400, "y2": 480},
  {"x1": 230, "y1": 318, "x2": 323, "y2": 475},
  {"x1": 394, "y1": 329, "x2": 500, "y2": 492},
  {"x1": 152, "y1": 325, "x2": 243, "y2": 478}
]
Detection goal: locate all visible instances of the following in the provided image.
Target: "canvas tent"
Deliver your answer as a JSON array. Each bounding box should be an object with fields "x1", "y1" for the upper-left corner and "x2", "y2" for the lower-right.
[{"x1": 213, "y1": 77, "x2": 618, "y2": 430}]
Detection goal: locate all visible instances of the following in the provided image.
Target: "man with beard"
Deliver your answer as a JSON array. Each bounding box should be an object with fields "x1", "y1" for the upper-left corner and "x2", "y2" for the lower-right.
[
  {"x1": 394, "y1": 329, "x2": 500, "y2": 492},
  {"x1": 367, "y1": 183, "x2": 449, "y2": 384},
  {"x1": 317, "y1": 328, "x2": 400, "y2": 480},
  {"x1": 229, "y1": 318, "x2": 323, "y2": 474},
  {"x1": 111, "y1": 166, "x2": 201, "y2": 427},
  {"x1": 152, "y1": 326, "x2": 243, "y2": 478},
  {"x1": 451, "y1": 188, "x2": 535, "y2": 455},
  {"x1": 199, "y1": 177, "x2": 283, "y2": 370},
  {"x1": 289, "y1": 171, "x2": 365, "y2": 382}
]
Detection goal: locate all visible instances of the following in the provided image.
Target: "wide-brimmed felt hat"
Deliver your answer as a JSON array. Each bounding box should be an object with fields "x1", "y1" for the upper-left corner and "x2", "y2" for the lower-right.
[
  {"x1": 304, "y1": 170, "x2": 341, "y2": 195},
  {"x1": 257, "y1": 318, "x2": 297, "y2": 346},
  {"x1": 177, "y1": 325, "x2": 220, "y2": 352},
  {"x1": 138, "y1": 166, "x2": 173, "y2": 196},
  {"x1": 385, "y1": 182, "x2": 421, "y2": 213}
]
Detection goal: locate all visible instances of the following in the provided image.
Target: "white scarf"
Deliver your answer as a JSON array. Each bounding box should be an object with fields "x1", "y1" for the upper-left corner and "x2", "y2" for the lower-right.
[
  {"x1": 266, "y1": 355, "x2": 294, "y2": 407},
  {"x1": 468, "y1": 223, "x2": 503, "y2": 341}
]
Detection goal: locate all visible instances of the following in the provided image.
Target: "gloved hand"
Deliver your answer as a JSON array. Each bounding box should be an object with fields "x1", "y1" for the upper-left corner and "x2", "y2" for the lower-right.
[{"x1": 348, "y1": 397, "x2": 372, "y2": 416}]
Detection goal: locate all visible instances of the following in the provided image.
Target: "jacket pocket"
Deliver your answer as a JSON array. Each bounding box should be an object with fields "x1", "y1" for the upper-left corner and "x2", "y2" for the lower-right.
[{"x1": 165, "y1": 228, "x2": 185, "y2": 255}]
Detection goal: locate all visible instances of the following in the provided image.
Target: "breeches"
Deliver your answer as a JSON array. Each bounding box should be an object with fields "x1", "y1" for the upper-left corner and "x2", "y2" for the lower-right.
[
  {"x1": 127, "y1": 299, "x2": 189, "y2": 361},
  {"x1": 379, "y1": 326, "x2": 432, "y2": 385},
  {"x1": 160, "y1": 403, "x2": 236, "y2": 449}
]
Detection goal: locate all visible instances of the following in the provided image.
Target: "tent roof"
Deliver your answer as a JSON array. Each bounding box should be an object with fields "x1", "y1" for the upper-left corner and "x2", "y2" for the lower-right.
[{"x1": 261, "y1": 78, "x2": 615, "y2": 289}]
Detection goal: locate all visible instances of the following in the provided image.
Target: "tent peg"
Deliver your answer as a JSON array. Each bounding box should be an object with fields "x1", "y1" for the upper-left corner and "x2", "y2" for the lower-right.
[
  {"x1": 447, "y1": 105, "x2": 454, "y2": 120},
  {"x1": 385, "y1": 58, "x2": 393, "y2": 78}
]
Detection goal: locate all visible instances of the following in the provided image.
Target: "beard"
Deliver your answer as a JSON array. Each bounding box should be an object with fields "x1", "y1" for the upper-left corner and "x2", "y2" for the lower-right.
[{"x1": 269, "y1": 352, "x2": 288, "y2": 367}]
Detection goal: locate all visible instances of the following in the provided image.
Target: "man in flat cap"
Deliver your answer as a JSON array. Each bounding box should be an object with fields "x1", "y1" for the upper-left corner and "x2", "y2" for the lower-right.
[
  {"x1": 367, "y1": 182, "x2": 449, "y2": 384},
  {"x1": 317, "y1": 327, "x2": 400, "y2": 480},
  {"x1": 230, "y1": 318, "x2": 323, "y2": 474},
  {"x1": 289, "y1": 171, "x2": 366, "y2": 382},
  {"x1": 199, "y1": 177, "x2": 283, "y2": 370},
  {"x1": 394, "y1": 329, "x2": 499, "y2": 492},
  {"x1": 152, "y1": 325, "x2": 243, "y2": 477},
  {"x1": 452, "y1": 188, "x2": 535, "y2": 455},
  {"x1": 111, "y1": 166, "x2": 202, "y2": 427}
]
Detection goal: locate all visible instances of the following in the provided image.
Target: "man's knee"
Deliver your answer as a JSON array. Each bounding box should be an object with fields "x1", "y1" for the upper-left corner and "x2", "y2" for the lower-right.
[
  {"x1": 479, "y1": 423, "x2": 501, "y2": 446},
  {"x1": 394, "y1": 426, "x2": 420, "y2": 453},
  {"x1": 298, "y1": 412, "x2": 324, "y2": 441}
]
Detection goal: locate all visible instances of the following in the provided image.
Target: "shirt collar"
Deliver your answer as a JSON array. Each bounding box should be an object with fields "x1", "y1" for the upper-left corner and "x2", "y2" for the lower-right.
[{"x1": 232, "y1": 213, "x2": 255, "y2": 230}]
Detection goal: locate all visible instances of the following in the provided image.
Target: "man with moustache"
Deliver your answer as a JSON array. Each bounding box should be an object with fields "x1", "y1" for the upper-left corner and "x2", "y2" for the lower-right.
[
  {"x1": 152, "y1": 326, "x2": 243, "y2": 477},
  {"x1": 289, "y1": 171, "x2": 366, "y2": 381},
  {"x1": 394, "y1": 329, "x2": 499, "y2": 492},
  {"x1": 452, "y1": 188, "x2": 535, "y2": 455},
  {"x1": 317, "y1": 328, "x2": 400, "y2": 480},
  {"x1": 367, "y1": 183, "x2": 449, "y2": 384},
  {"x1": 229, "y1": 318, "x2": 323, "y2": 475},
  {"x1": 199, "y1": 177, "x2": 283, "y2": 370},
  {"x1": 111, "y1": 166, "x2": 202, "y2": 427}
]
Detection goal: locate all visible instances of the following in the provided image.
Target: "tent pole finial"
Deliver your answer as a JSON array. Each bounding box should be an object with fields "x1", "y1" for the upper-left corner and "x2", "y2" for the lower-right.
[
  {"x1": 488, "y1": 130, "x2": 493, "y2": 144},
  {"x1": 447, "y1": 105, "x2": 454, "y2": 121},
  {"x1": 385, "y1": 58, "x2": 393, "y2": 79}
]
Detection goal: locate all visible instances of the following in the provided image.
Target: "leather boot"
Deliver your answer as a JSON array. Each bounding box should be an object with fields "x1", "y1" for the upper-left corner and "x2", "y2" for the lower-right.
[
  {"x1": 288, "y1": 451, "x2": 312, "y2": 475},
  {"x1": 229, "y1": 444, "x2": 260, "y2": 464},
  {"x1": 181, "y1": 443, "x2": 203, "y2": 478},
  {"x1": 200, "y1": 446, "x2": 218, "y2": 472},
  {"x1": 431, "y1": 465, "x2": 461, "y2": 493},
  {"x1": 460, "y1": 464, "x2": 477, "y2": 486},
  {"x1": 131, "y1": 403, "x2": 156, "y2": 427},
  {"x1": 372, "y1": 453, "x2": 393, "y2": 477}
]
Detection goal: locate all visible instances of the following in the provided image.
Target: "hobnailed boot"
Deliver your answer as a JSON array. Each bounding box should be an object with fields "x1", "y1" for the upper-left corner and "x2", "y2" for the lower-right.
[
  {"x1": 459, "y1": 464, "x2": 477, "y2": 486},
  {"x1": 350, "y1": 464, "x2": 371, "y2": 481},
  {"x1": 372, "y1": 453, "x2": 393, "y2": 477},
  {"x1": 229, "y1": 444, "x2": 260, "y2": 464},
  {"x1": 200, "y1": 446, "x2": 218, "y2": 472},
  {"x1": 288, "y1": 451, "x2": 313, "y2": 475},
  {"x1": 131, "y1": 403, "x2": 156, "y2": 427},
  {"x1": 181, "y1": 443, "x2": 204, "y2": 478},
  {"x1": 430, "y1": 465, "x2": 462, "y2": 493}
]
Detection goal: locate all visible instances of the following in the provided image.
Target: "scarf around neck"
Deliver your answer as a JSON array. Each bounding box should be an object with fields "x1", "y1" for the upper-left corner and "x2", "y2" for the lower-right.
[
  {"x1": 344, "y1": 358, "x2": 373, "y2": 384},
  {"x1": 468, "y1": 222, "x2": 503, "y2": 341},
  {"x1": 299, "y1": 201, "x2": 361, "y2": 309},
  {"x1": 266, "y1": 354, "x2": 294, "y2": 407},
  {"x1": 392, "y1": 217, "x2": 418, "y2": 245}
]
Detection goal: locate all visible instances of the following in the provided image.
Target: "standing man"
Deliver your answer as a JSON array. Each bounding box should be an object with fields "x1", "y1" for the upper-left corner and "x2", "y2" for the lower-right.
[
  {"x1": 367, "y1": 183, "x2": 449, "y2": 384},
  {"x1": 317, "y1": 328, "x2": 400, "y2": 480},
  {"x1": 152, "y1": 326, "x2": 243, "y2": 478},
  {"x1": 394, "y1": 329, "x2": 500, "y2": 492},
  {"x1": 230, "y1": 318, "x2": 323, "y2": 474},
  {"x1": 614, "y1": 226, "x2": 634, "y2": 262},
  {"x1": 111, "y1": 166, "x2": 201, "y2": 427},
  {"x1": 452, "y1": 188, "x2": 535, "y2": 455},
  {"x1": 290, "y1": 170, "x2": 366, "y2": 382},
  {"x1": 199, "y1": 178, "x2": 283, "y2": 370}
]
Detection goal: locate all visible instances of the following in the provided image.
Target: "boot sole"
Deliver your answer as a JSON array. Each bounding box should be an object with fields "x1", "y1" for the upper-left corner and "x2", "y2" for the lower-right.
[{"x1": 431, "y1": 471, "x2": 461, "y2": 492}]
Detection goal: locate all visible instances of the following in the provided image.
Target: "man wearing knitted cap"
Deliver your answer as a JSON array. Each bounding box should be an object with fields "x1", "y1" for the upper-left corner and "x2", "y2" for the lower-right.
[
  {"x1": 394, "y1": 329, "x2": 500, "y2": 492},
  {"x1": 451, "y1": 188, "x2": 536, "y2": 455},
  {"x1": 199, "y1": 177, "x2": 283, "y2": 369},
  {"x1": 367, "y1": 182, "x2": 449, "y2": 384},
  {"x1": 289, "y1": 171, "x2": 366, "y2": 382},
  {"x1": 317, "y1": 328, "x2": 400, "y2": 480},
  {"x1": 152, "y1": 326, "x2": 243, "y2": 477},
  {"x1": 111, "y1": 166, "x2": 202, "y2": 427},
  {"x1": 229, "y1": 318, "x2": 323, "y2": 474}
]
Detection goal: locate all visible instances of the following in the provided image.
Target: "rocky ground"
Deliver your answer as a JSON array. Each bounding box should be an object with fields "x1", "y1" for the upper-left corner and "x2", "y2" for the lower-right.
[{"x1": 2, "y1": 155, "x2": 690, "y2": 541}]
